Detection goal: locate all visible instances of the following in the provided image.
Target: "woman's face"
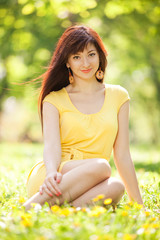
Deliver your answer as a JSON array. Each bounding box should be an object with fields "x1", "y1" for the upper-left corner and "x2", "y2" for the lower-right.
[{"x1": 66, "y1": 42, "x2": 100, "y2": 82}]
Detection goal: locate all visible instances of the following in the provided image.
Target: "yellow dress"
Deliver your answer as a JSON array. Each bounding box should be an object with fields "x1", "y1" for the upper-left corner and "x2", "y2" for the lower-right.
[{"x1": 26, "y1": 83, "x2": 130, "y2": 197}]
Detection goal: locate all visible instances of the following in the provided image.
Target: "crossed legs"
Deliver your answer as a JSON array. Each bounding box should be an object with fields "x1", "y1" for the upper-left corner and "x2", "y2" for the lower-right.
[
  {"x1": 70, "y1": 177, "x2": 125, "y2": 208},
  {"x1": 23, "y1": 158, "x2": 125, "y2": 210}
]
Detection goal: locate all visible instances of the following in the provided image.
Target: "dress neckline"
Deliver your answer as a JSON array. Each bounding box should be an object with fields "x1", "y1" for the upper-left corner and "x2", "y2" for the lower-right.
[{"x1": 63, "y1": 84, "x2": 107, "y2": 116}]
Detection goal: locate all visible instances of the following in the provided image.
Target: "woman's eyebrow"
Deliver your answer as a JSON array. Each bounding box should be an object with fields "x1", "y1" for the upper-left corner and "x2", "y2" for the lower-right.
[
  {"x1": 88, "y1": 49, "x2": 96, "y2": 53},
  {"x1": 73, "y1": 53, "x2": 81, "y2": 55},
  {"x1": 72, "y1": 49, "x2": 96, "y2": 55}
]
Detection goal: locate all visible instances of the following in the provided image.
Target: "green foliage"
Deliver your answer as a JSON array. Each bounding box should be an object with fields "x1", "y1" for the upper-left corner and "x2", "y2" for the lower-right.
[
  {"x1": 0, "y1": 143, "x2": 160, "y2": 239},
  {"x1": 0, "y1": 0, "x2": 160, "y2": 143}
]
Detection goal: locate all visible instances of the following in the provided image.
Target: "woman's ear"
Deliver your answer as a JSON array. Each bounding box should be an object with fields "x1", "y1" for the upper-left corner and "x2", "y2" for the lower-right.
[{"x1": 66, "y1": 63, "x2": 70, "y2": 68}]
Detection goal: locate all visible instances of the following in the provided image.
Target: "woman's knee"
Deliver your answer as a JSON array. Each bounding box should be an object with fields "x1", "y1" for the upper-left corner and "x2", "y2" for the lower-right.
[
  {"x1": 118, "y1": 179, "x2": 125, "y2": 194},
  {"x1": 109, "y1": 177, "x2": 125, "y2": 196},
  {"x1": 90, "y1": 158, "x2": 112, "y2": 179},
  {"x1": 60, "y1": 158, "x2": 111, "y2": 178}
]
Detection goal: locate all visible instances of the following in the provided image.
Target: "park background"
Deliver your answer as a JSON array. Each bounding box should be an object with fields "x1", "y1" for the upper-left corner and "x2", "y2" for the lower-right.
[
  {"x1": 0, "y1": 1, "x2": 160, "y2": 240},
  {"x1": 0, "y1": 0, "x2": 160, "y2": 146}
]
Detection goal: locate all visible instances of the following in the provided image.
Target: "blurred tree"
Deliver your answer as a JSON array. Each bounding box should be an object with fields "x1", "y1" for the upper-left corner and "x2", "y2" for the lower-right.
[
  {"x1": 0, "y1": 0, "x2": 159, "y2": 144},
  {"x1": 87, "y1": 0, "x2": 160, "y2": 143}
]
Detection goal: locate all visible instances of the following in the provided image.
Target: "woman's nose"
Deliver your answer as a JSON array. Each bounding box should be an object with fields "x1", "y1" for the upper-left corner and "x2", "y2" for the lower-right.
[{"x1": 82, "y1": 57, "x2": 90, "y2": 67}]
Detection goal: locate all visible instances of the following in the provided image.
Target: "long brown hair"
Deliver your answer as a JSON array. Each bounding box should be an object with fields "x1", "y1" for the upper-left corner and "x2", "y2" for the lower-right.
[{"x1": 38, "y1": 25, "x2": 108, "y2": 132}]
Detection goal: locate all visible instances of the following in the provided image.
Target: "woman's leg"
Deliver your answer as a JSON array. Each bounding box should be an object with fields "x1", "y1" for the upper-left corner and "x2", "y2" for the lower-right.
[
  {"x1": 70, "y1": 177, "x2": 125, "y2": 208},
  {"x1": 23, "y1": 158, "x2": 111, "y2": 210},
  {"x1": 60, "y1": 159, "x2": 125, "y2": 207}
]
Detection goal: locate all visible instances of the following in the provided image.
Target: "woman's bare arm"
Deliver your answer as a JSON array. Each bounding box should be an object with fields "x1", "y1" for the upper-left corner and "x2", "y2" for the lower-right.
[
  {"x1": 43, "y1": 101, "x2": 62, "y2": 174},
  {"x1": 113, "y1": 101, "x2": 144, "y2": 205}
]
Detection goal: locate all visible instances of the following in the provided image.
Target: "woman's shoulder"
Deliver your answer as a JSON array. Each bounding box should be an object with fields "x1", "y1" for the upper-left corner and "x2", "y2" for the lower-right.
[
  {"x1": 105, "y1": 83, "x2": 130, "y2": 102},
  {"x1": 104, "y1": 83, "x2": 130, "y2": 112},
  {"x1": 43, "y1": 88, "x2": 64, "y2": 100},
  {"x1": 43, "y1": 88, "x2": 65, "y2": 109}
]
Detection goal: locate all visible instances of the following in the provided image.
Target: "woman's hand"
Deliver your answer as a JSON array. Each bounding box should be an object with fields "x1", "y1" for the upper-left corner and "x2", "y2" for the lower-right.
[{"x1": 39, "y1": 171, "x2": 63, "y2": 197}]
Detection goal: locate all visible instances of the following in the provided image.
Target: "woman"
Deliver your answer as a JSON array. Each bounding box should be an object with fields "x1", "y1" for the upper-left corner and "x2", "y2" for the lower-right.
[{"x1": 23, "y1": 25, "x2": 144, "y2": 210}]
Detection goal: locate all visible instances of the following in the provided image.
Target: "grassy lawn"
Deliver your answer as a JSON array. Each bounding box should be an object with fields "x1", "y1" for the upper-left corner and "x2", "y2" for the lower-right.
[{"x1": 0, "y1": 142, "x2": 160, "y2": 240}]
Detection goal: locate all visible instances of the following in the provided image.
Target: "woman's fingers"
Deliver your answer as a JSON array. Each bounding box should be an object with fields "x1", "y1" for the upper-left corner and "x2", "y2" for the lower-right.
[
  {"x1": 47, "y1": 177, "x2": 62, "y2": 195},
  {"x1": 40, "y1": 172, "x2": 63, "y2": 197},
  {"x1": 39, "y1": 186, "x2": 43, "y2": 195},
  {"x1": 56, "y1": 172, "x2": 62, "y2": 183},
  {"x1": 45, "y1": 180, "x2": 60, "y2": 196},
  {"x1": 43, "y1": 179, "x2": 62, "y2": 196},
  {"x1": 41, "y1": 184, "x2": 54, "y2": 197}
]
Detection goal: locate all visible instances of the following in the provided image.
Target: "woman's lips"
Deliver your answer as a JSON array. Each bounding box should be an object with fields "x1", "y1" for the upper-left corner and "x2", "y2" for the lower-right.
[{"x1": 81, "y1": 68, "x2": 92, "y2": 73}]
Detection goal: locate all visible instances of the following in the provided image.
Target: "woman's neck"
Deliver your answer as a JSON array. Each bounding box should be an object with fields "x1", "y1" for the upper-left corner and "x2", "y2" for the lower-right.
[{"x1": 68, "y1": 79, "x2": 104, "y2": 94}]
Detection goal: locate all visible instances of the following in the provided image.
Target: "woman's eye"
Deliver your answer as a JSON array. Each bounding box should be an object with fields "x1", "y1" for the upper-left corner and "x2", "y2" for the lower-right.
[
  {"x1": 73, "y1": 56, "x2": 80, "y2": 59},
  {"x1": 89, "y1": 53, "x2": 96, "y2": 57}
]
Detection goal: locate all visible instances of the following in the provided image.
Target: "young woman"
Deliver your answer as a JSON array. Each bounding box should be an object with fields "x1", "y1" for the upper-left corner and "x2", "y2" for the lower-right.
[{"x1": 23, "y1": 25, "x2": 144, "y2": 210}]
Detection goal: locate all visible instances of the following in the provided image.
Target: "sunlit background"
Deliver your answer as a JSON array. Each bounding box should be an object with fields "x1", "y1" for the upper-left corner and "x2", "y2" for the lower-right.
[{"x1": 0, "y1": 0, "x2": 160, "y2": 146}]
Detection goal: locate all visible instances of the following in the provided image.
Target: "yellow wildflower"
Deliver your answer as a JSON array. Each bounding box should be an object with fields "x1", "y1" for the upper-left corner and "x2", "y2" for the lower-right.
[
  {"x1": 93, "y1": 206, "x2": 106, "y2": 211},
  {"x1": 144, "y1": 211, "x2": 150, "y2": 217},
  {"x1": 88, "y1": 211, "x2": 100, "y2": 217},
  {"x1": 18, "y1": 196, "x2": 25, "y2": 204},
  {"x1": 98, "y1": 235, "x2": 113, "y2": 240},
  {"x1": 21, "y1": 213, "x2": 33, "y2": 227},
  {"x1": 59, "y1": 208, "x2": 73, "y2": 216},
  {"x1": 122, "y1": 211, "x2": 128, "y2": 216},
  {"x1": 20, "y1": 213, "x2": 32, "y2": 227},
  {"x1": 92, "y1": 197, "x2": 99, "y2": 202},
  {"x1": 124, "y1": 205, "x2": 130, "y2": 210},
  {"x1": 150, "y1": 217, "x2": 156, "y2": 222},
  {"x1": 150, "y1": 223, "x2": 160, "y2": 229},
  {"x1": 21, "y1": 213, "x2": 32, "y2": 219},
  {"x1": 142, "y1": 223, "x2": 150, "y2": 229},
  {"x1": 96, "y1": 194, "x2": 105, "y2": 200},
  {"x1": 133, "y1": 202, "x2": 143, "y2": 209},
  {"x1": 21, "y1": 218, "x2": 32, "y2": 227},
  {"x1": 81, "y1": 208, "x2": 87, "y2": 212},
  {"x1": 144, "y1": 230, "x2": 150, "y2": 235},
  {"x1": 51, "y1": 205, "x2": 60, "y2": 213},
  {"x1": 123, "y1": 234, "x2": 137, "y2": 240},
  {"x1": 128, "y1": 201, "x2": 134, "y2": 206},
  {"x1": 104, "y1": 198, "x2": 112, "y2": 205},
  {"x1": 73, "y1": 222, "x2": 81, "y2": 227},
  {"x1": 88, "y1": 206, "x2": 106, "y2": 217},
  {"x1": 36, "y1": 237, "x2": 47, "y2": 240}
]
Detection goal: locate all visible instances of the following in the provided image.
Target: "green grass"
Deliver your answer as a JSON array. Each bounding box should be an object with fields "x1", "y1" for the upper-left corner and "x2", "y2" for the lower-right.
[{"x1": 0, "y1": 142, "x2": 160, "y2": 240}]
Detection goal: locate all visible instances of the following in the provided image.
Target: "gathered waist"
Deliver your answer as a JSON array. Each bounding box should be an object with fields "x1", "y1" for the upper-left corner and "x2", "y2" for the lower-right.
[
  {"x1": 61, "y1": 147, "x2": 109, "y2": 163},
  {"x1": 61, "y1": 148, "x2": 83, "y2": 162}
]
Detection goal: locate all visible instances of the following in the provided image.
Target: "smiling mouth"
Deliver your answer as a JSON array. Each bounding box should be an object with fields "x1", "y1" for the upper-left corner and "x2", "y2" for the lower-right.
[{"x1": 81, "y1": 69, "x2": 92, "y2": 73}]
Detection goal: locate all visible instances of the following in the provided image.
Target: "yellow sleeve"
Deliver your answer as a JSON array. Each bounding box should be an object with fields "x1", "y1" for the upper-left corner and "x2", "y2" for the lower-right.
[
  {"x1": 117, "y1": 85, "x2": 130, "y2": 113},
  {"x1": 43, "y1": 91, "x2": 61, "y2": 111}
]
